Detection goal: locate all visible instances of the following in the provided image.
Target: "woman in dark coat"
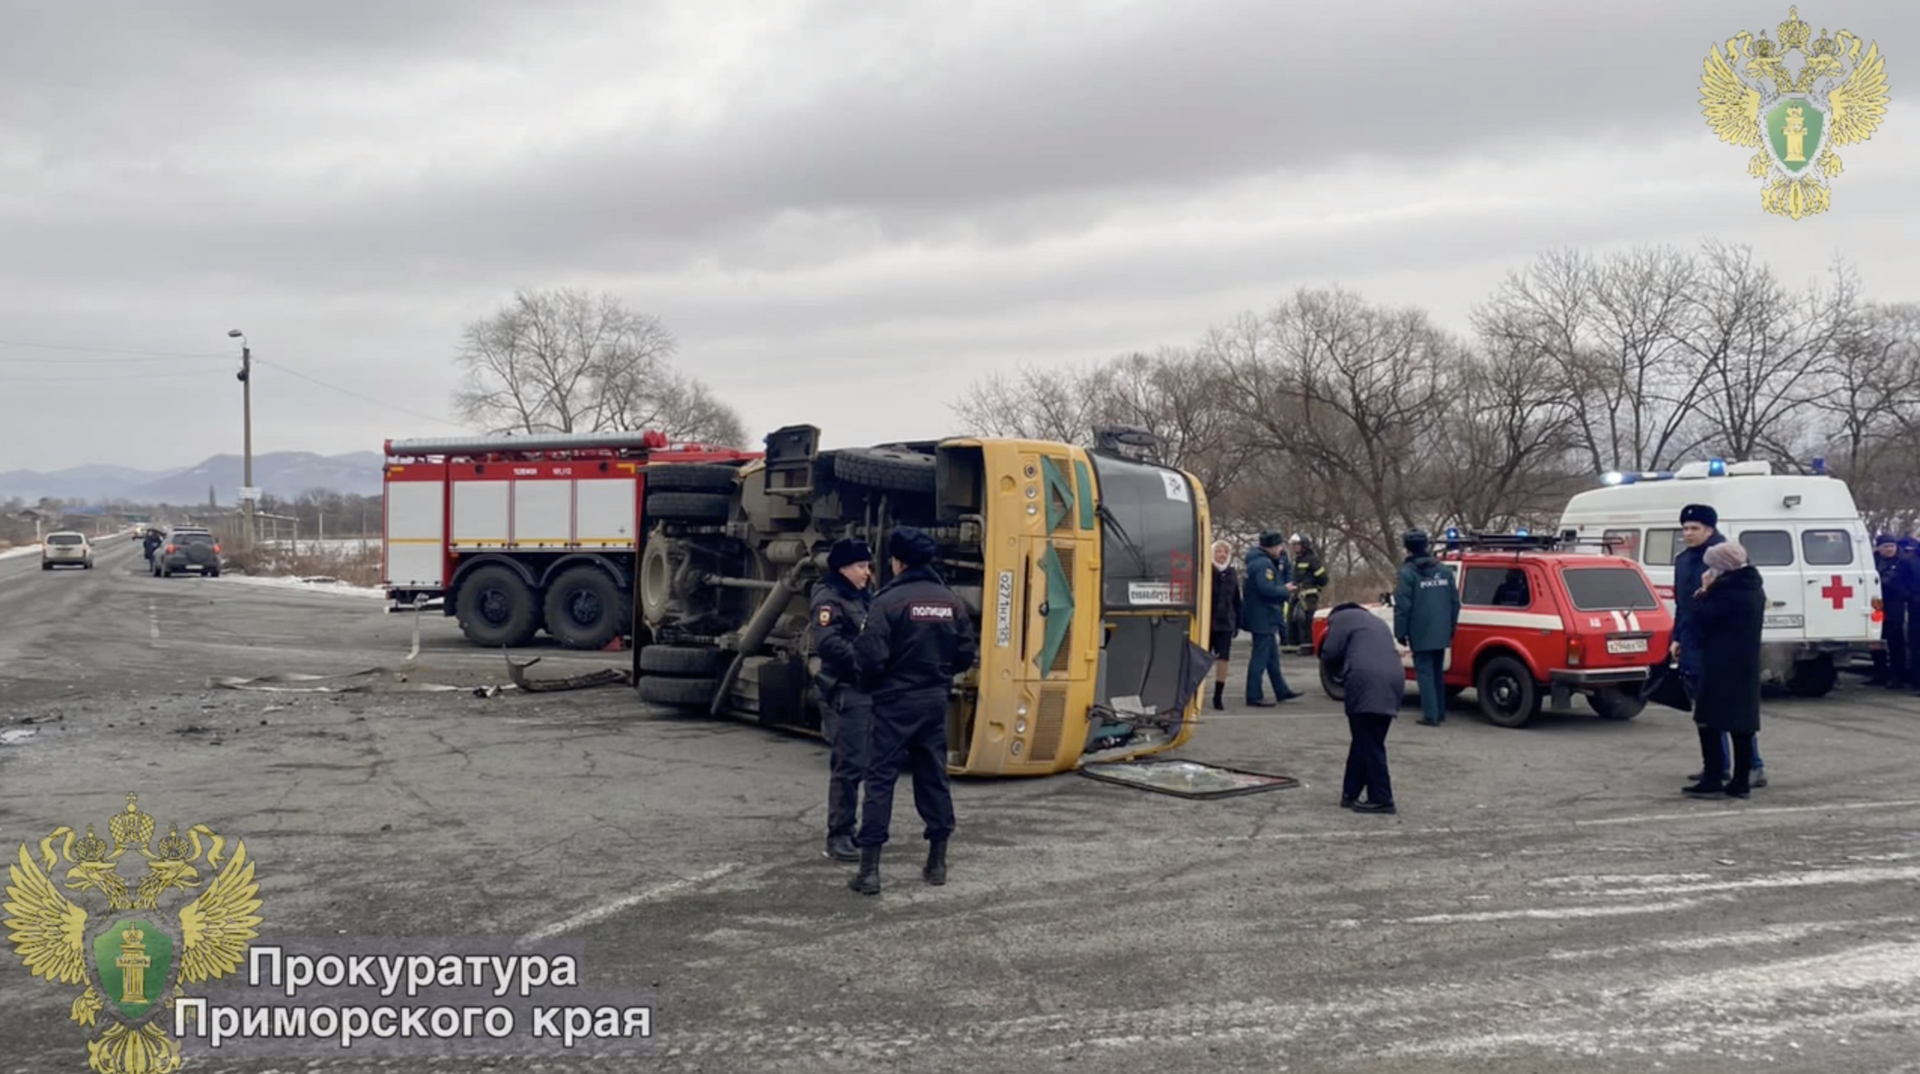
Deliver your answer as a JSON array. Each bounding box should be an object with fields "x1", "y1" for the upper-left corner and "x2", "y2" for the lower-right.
[{"x1": 1684, "y1": 541, "x2": 1766, "y2": 799}]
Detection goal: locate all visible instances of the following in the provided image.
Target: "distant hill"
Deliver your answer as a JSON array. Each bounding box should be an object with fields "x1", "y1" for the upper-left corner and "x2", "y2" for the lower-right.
[{"x1": 0, "y1": 451, "x2": 385, "y2": 505}]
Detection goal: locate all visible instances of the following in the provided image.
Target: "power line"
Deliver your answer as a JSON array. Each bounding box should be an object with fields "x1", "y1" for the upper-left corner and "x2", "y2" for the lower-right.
[
  {"x1": 253, "y1": 357, "x2": 466, "y2": 430},
  {"x1": 0, "y1": 337, "x2": 231, "y2": 360}
]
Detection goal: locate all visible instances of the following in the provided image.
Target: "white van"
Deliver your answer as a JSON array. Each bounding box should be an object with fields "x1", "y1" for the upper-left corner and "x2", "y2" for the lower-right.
[{"x1": 1556, "y1": 459, "x2": 1880, "y2": 698}]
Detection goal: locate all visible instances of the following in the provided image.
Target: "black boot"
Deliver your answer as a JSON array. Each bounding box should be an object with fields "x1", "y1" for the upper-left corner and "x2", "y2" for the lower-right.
[
  {"x1": 825, "y1": 834, "x2": 859, "y2": 862},
  {"x1": 1211, "y1": 682, "x2": 1225, "y2": 711},
  {"x1": 923, "y1": 839, "x2": 948, "y2": 885},
  {"x1": 848, "y1": 845, "x2": 882, "y2": 895}
]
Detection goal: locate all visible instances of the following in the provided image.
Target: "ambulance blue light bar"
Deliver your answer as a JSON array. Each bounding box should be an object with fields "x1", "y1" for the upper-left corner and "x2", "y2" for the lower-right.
[{"x1": 1599, "y1": 470, "x2": 1679, "y2": 485}]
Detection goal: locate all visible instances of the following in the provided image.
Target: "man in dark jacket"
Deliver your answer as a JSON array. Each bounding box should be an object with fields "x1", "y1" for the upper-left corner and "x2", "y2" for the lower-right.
[
  {"x1": 142, "y1": 528, "x2": 163, "y2": 564},
  {"x1": 1672, "y1": 504, "x2": 1766, "y2": 787},
  {"x1": 1683, "y1": 541, "x2": 1766, "y2": 799},
  {"x1": 848, "y1": 526, "x2": 978, "y2": 895},
  {"x1": 1242, "y1": 532, "x2": 1302, "y2": 707},
  {"x1": 1393, "y1": 529, "x2": 1460, "y2": 727},
  {"x1": 807, "y1": 537, "x2": 874, "y2": 863},
  {"x1": 1207, "y1": 539, "x2": 1243, "y2": 711},
  {"x1": 1869, "y1": 534, "x2": 1913, "y2": 688},
  {"x1": 1320, "y1": 603, "x2": 1402, "y2": 814},
  {"x1": 1903, "y1": 538, "x2": 1920, "y2": 694}
]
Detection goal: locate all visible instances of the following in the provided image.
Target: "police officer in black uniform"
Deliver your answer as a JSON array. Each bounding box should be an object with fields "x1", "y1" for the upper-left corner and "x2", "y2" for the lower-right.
[
  {"x1": 807, "y1": 537, "x2": 875, "y2": 863},
  {"x1": 847, "y1": 526, "x2": 978, "y2": 896}
]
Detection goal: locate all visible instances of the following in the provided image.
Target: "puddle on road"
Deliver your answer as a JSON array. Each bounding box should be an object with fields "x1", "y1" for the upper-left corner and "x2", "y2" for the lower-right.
[{"x1": 0, "y1": 728, "x2": 37, "y2": 745}]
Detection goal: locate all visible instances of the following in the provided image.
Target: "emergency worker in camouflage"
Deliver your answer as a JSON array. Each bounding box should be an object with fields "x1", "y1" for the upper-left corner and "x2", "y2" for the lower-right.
[
  {"x1": 807, "y1": 537, "x2": 875, "y2": 863},
  {"x1": 848, "y1": 526, "x2": 978, "y2": 896},
  {"x1": 1393, "y1": 528, "x2": 1460, "y2": 727}
]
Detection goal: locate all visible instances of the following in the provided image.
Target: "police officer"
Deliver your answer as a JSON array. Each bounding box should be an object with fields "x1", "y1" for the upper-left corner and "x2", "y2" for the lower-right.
[
  {"x1": 1869, "y1": 534, "x2": 1913, "y2": 689},
  {"x1": 1242, "y1": 532, "x2": 1302, "y2": 706},
  {"x1": 848, "y1": 526, "x2": 978, "y2": 896},
  {"x1": 142, "y1": 527, "x2": 163, "y2": 564},
  {"x1": 1393, "y1": 528, "x2": 1460, "y2": 727},
  {"x1": 807, "y1": 537, "x2": 874, "y2": 863}
]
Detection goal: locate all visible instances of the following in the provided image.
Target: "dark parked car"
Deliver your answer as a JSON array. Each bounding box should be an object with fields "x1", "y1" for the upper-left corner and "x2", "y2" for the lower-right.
[{"x1": 151, "y1": 528, "x2": 222, "y2": 577}]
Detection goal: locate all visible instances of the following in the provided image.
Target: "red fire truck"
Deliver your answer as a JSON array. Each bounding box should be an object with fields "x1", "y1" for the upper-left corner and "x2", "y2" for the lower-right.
[{"x1": 381, "y1": 430, "x2": 760, "y2": 650}]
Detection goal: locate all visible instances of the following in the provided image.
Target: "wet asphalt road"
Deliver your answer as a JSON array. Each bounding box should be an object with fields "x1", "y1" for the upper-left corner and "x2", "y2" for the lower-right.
[{"x1": 2, "y1": 537, "x2": 1918, "y2": 1074}]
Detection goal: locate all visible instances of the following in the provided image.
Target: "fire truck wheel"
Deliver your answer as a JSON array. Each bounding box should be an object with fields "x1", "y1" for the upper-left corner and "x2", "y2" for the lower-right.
[
  {"x1": 1587, "y1": 686, "x2": 1646, "y2": 721},
  {"x1": 645, "y1": 492, "x2": 733, "y2": 522},
  {"x1": 831, "y1": 447, "x2": 937, "y2": 495},
  {"x1": 636, "y1": 675, "x2": 720, "y2": 709},
  {"x1": 644, "y1": 463, "x2": 742, "y2": 492},
  {"x1": 639, "y1": 644, "x2": 732, "y2": 677},
  {"x1": 1474, "y1": 653, "x2": 1540, "y2": 728},
  {"x1": 542, "y1": 566, "x2": 628, "y2": 650},
  {"x1": 454, "y1": 564, "x2": 540, "y2": 648}
]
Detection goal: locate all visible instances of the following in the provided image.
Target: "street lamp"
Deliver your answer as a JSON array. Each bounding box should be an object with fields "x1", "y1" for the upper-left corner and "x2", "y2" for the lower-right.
[{"x1": 228, "y1": 329, "x2": 254, "y2": 549}]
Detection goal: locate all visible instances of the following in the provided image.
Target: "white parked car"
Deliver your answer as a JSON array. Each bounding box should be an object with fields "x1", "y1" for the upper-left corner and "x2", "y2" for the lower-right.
[{"x1": 41, "y1": 531, "x2": 93, "y2": 570}]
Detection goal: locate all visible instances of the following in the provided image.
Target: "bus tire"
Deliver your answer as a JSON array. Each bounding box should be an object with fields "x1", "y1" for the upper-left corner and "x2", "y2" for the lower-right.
[
  {"x1": 645, "y1": 463, "x2": 741, "y2": 492},
  {"x1": 832, "y1": 447, "x2": 937, "y2": 495},
  {"x1": 639, "y1": 644, "x2": 732, "y2": 677},
  {"x1": 637, "y1": 675, "x2": 720, "y2": 709},
  {"x1": 455, "y1": 564, "x2": 540, "y2": 649},
  {"x1": 1319, "y1": 661, "x2": 1346, "y2": 702},
  {"x1": 645, "y1": 492, "x2": 732, "y2": 523},
  {"x1": 542, "y1": 565, "x2": 627, "y2": 650}
]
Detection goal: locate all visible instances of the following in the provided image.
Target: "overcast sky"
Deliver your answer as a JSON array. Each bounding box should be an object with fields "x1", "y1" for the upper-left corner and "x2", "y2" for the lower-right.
[{"x1": 1, "y1": 0, "x2": 1915, "y2": 476}]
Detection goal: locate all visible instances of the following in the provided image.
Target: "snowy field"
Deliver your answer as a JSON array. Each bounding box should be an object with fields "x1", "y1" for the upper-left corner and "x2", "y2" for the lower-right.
[
  {"x1": 262, "y1": 536, "x2": 382, "y2": 554},
  {"x1": 219, "y1": 572, "x2": 387, "y2": 599},
  {"x1": 0, "y1": 544, "x2": 40, "y2": 561}
]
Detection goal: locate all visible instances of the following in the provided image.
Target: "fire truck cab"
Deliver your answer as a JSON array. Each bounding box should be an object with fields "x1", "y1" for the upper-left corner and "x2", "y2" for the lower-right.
[{"x1": 382, "y1": 430, "x2": 759, "y2": 650}]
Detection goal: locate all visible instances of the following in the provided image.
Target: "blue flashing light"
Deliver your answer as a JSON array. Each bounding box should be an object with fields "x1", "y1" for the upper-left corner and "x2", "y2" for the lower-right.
[
  {"x1": 1708, "y1": 457, "x2": 1727, "y2": 477},
  {"x1": 1515, "y1": 527, "x2": 1530, "y2": 537},
  {"x1": 1601, "y1": 471, "x2": 1625, "y2": 486},
  {"x1": 1811, "y1": 456, "x2": 1827, "y2": 475},
  {"x1": 1445, "y1": 527, "x2": 1461, "y2": 540}
]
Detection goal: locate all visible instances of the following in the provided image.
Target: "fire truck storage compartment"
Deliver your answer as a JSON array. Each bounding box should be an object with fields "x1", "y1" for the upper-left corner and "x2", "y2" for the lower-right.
[
  {"x1": 452, "y1": 477, "x2": 510, "y2": 549},
  {"x1": 511, "y1": 477, "x2": 573, "y2": 548},
  {"x1": 575, "y1": 476, "x2": 638, "y2": 547},
  {"x1": 384, "y1": 477, "x2": 445, "y2": 587}
]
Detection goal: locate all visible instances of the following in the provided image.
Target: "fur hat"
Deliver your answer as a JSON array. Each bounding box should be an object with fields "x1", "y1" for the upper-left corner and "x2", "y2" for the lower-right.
[
  {"x1": 827, "y1": 538, "x2": 872, "y2": 570},
  {"x1": 1680, "y1": 503, "x2": 1718, "y2": 528},
  {"x1": 1258, "y1": 530, "x2": 1285, "y2": 549},
  {"x1": 887, "y1": 526, "x2": 938, "y2": 568}
]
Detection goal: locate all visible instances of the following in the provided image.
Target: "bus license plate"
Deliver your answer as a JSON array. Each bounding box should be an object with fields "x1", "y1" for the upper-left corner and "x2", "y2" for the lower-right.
[{"x1": 1606, "y1": 638, "x2": 1648, "y2": 655}]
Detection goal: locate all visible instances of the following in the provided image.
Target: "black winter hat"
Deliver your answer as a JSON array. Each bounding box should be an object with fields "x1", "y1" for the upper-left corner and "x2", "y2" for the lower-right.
[
  {"x1": 888, "y1": 526, "x2": 939, "y2": 567},
  {"x1": 1402, "y1": 528, "x2": 1430, "y2": 553},
  {"x1": 827, "y1": 538, "x2": 872, "y2": 570},
  {"x1": 1259, "y1": 531, "x2": 1285, "y2": 549},
  {"x1": 1679, "y1": 504, "x2": 1718, "y2": 528}
]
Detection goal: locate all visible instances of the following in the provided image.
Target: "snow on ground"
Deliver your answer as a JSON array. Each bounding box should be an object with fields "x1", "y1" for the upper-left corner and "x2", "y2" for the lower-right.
[
  {"x1": 262, "y1": 537, "x2": 381, "y2": 554},
  {"x1": 221, "y1": 572, "x2": 387, "y2": 599},
  {"x1": 0, "y1": 544, "x2": 41, "y2": 561}
]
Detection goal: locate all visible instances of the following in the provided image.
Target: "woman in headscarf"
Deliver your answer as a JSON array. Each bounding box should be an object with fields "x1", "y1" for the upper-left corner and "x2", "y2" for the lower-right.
[
  {"x1": 1684, "y1": 541, "x2": 1767, "y2": 799},
  {"x1": 1207, "y1": 540, "x2": 1243, "y2": 711}
]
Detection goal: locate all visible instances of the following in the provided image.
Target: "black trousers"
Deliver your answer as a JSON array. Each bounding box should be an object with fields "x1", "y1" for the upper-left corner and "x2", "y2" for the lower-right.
[
  {"x1": 821, "y1": 685, "x2": 872, "y2": 840},
  {"x1": 1342, "y1": 712, "x2": 1395, "y2": 805},
  {"x1": 855, "y1": 688, "x2": 954, "y2": 848},
  {"x1": 1696, "y1": 725, "x2": 1757, "y2": 792},
  {"x1": 1874, "y1": 601, "x2": 1908, "y2": 683}
]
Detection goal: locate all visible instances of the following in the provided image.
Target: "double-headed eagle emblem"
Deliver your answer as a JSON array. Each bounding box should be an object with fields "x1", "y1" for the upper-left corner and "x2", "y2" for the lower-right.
[
  {"x1": 4, "y1": 794, "x2": 263, "y2": 1074},
  {"x1": 1700, "y1": 5, "x2": 1890, "y2": 219}
]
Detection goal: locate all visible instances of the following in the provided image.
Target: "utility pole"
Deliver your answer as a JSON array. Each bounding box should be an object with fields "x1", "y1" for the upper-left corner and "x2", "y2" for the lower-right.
[{"x1": 228, "y1": 329, "x2": 254, "y2": 550}]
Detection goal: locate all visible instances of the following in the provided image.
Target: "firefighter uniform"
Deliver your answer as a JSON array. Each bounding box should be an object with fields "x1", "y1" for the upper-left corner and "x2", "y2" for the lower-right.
[
  {"x1": 807, "y1": 538, "x2": 874, "y2": 863},
  {"x1": 848, "y1": 526, "x2": 978, "y2": 895}
]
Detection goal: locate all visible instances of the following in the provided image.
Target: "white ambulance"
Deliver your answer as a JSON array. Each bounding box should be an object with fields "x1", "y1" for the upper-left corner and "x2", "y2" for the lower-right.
[{"x1": 1556, "y1": 459, "x2": 1881, "y2": 698}]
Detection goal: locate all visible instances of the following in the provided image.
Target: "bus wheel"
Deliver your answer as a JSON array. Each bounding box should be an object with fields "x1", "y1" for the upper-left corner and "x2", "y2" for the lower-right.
[
  {"x1": 1318, "y1": 662, "x2": 1346, "y2": 701},
  {"x1": 542, "y1": 566, "x2": 626, "y2": 650},
  {"x1": 639, "y1": 644, "x2": 731, "y2": 677},
  {"x1": 832, "y1": 447, "x2": 936, "y2": 495},
  {"x1": 645, "y1": 463, "x2": 741, "y2": 492},
  {"x1": 1476, "y1": 654, "x2": 1540, "y2": 728},
  {"x1": 637, "y1": 675, "x2": 719, "y2": 709},
  {"x1": 1785, "y1": 654, "x2": 1837, "y2": 698},
  {"x1": 455, "y1": 565, "x2": 540, "y2": 648}
]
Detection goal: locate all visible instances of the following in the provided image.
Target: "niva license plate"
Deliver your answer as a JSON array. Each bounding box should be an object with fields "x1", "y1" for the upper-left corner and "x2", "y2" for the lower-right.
[{"x1": 1606, "y1": 638, "x2": 1649, "y2": 655}]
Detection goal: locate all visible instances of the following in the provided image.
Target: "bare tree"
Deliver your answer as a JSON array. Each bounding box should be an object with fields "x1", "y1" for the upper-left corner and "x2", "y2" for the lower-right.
[
  {"x1": 1219, "y1": 287, "x2": 1460, "y2": 576},
  {"x1": 1681, "y1": 242, "x2": 1855, "y2": 463},
  {"x1": 1428, "y1": 340, "x2": 1586, "y2": 532},
  {"x1": 451, "y1": 288, "x2": 746, "y2": 444},
  {"x1": 948, "y1": 362, "x2": 1108, "y2": 443}
]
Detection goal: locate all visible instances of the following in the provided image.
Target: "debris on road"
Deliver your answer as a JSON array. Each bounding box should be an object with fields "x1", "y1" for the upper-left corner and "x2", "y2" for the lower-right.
[
  {"x1": 503, "y1": 652, "x2": 633, "y2": 693},
  {"x1": 1078, "y1": 759, "x2": 1301, "y2": 800}
]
